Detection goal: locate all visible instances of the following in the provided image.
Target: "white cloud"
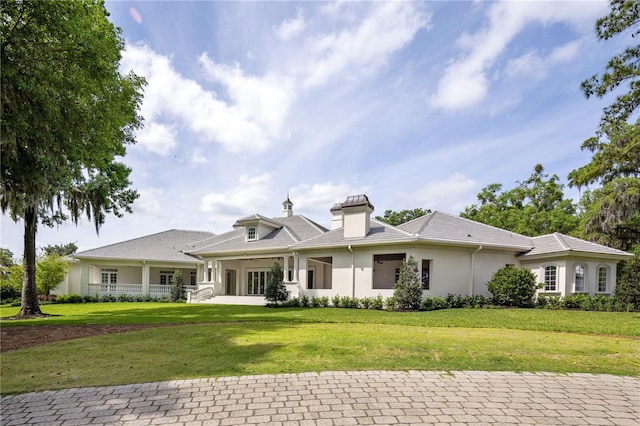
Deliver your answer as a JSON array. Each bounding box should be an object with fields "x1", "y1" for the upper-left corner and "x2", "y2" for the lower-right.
[
  {"x1": 200, "y1": 174, "x2": 272, "y2": 218},
  {"x1": 135, "y1": 122, "x2": 178, "y2": 156},
  {"x1": 121, "y1": 43, "x2": 277, "y2": 153},
  {"x1": 274, "y1": 9, "x2": 306, "y2": 41},
  {"x1": 300, "y1": 2, "x2": 430, "y2": 88},
  {"x1": 198, "y1": 55, "x2": 293, "y2": 138},
  {"x1": 189, "y1": 148, "x2": 208, "y2": 165},
  {"x1": 134, "y1": 187, "x2": 164, "y2": 215},
  {"x1": 397, "y1": 173, "x2": 477, "y2": 213},
  {"x1": 430, "y1": 1, "x2": 606, "y2": 111}
]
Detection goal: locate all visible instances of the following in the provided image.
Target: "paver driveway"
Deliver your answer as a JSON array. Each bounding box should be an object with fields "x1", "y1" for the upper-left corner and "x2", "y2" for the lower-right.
[{"x1": 2, "y1": 370, "x2": 639, "y2": 425}]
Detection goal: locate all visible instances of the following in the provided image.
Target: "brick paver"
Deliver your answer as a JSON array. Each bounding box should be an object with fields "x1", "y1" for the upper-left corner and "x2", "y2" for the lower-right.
[{"x1": 1, "y1": 371, "x2": 638, "y2": 425}]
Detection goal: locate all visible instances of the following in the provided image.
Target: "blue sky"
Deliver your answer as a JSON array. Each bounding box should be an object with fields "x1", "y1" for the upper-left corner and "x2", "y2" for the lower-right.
[{"x1": 1, "y1": 0, "x2": 624, "y2": 257}]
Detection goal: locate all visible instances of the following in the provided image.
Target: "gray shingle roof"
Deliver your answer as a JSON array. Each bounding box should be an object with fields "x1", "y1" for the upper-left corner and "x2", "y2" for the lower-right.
[
  {"x1": 520, "y1": 233, "x2": 633, "y2": 258},
  {"x1": 188, "y1": 215, "x2": 328, "y2": 255},
  {"x1": 293, "y1": 218, "x2": 416, "y2": 249},
  {"x1": 73, "y1": 230, "x2": 215, "y2": 262},
  {"x1": 398, "y1": 212, "x2": 534, "y2": 250}
]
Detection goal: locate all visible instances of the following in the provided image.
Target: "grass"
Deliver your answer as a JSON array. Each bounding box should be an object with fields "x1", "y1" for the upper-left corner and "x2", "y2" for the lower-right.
[{"x1": 1, "y1": 303, "x2": 639, "y2": 394}]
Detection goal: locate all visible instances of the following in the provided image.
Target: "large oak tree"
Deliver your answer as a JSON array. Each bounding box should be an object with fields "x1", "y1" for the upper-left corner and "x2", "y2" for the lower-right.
[
  {"x1": 1, "y1": 0, "x2": 145, "y2": 316},
  {"x1": 569, "y1": 0, "x2": 640, "y2": 251}
]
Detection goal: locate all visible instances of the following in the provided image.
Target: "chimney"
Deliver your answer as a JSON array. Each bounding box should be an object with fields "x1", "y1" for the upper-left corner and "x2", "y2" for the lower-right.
[
  {"x1": 282, "y1": 195, "x2": 293, "y2": 218},
  {"x1": 340, "y1": 194, "x2": 374, "y2": 238},
  {"x1": 330, "y1": 203, "x2": 343, "y2": 230}
]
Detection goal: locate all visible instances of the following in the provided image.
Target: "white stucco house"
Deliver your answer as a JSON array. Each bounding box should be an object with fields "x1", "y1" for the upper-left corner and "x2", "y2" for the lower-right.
[{"x1": 62, "y1": 195, "x2": 632, "y2": 303}]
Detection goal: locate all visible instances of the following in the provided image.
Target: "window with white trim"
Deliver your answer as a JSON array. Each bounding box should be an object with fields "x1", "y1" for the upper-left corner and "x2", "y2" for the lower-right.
[
  {"x1": 574, "y1": 264, "x2": 585, "y2": 292},
  {"x1": 100, "y1": 268, "x2": 118, "y2": 285},
  {"x1": 190, "y1": 271, "x2": 196, "y2": 286},
  {"x1": 159, "y1": 270, "x2": 174, "y2": 286},
  {"x1": 544, "y1": 265, "x2": 557, "y2": 291},
  {"x1": 597, "y1": 266, "x2": 608, "y2": 292},
  {"x1": 247, "y1": 227, "x2": 257, "y2": 241}
]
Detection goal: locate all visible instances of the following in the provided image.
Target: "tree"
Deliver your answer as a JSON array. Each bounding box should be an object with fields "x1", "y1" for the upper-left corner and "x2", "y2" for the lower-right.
[
  {"x1": 569, "y1": 1, "x2": 640, "y2": 251},
  {"x1": 0, "y1": 248, "x2": 15, "y2": 267},
  {"x1": 375, "y1": 208, "x2": 431, "y2": 226},
  {"x1": 265, "y1": 262, "x2": 287, "y2": 305},
  {"x1": 462, "y1": 164, "x2": 580, "y2": 236},
  {"x1": 614, "y1": 246, "x2": 640, "y2": 310},
  {"x1": 486, "y1": 265, "x2": 538, "y2": 307},
  {"x1": 0, "y1": 264, "x2": 22, "y2": 301},
  {"x1": 1, "y1": 0, "x2": 145, "y2": 317},
  {"x1": 42, "y1": 243, "x2": 78, "y2": 257},
  {"x1": 35, "y1": 255, "x2": 68, "y2": 299},
  {"x1": 169, "y1": 270, "x2": 186, "y2": 302},
  {"x1": 393, "y1": 255, "x2": 423, "y2": 310}
]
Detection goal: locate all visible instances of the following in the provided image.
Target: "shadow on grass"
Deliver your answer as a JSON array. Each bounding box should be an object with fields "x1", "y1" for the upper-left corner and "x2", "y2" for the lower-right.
[{"x1": 0, "y1": 320, "x2": 292, "y2": 394}]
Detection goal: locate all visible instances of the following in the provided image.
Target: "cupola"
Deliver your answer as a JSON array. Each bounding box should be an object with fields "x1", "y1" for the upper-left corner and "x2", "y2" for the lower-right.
[{"x1": 282, "y1": 195, "x2": 293, "y2": 218}]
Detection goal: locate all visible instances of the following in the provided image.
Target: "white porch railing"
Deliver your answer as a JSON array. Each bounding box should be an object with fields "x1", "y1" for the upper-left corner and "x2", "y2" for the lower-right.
[
  {"x1": 88, "y1": 283, "x2": 143, "y2": 295},
  {"x1": 187, "y1": 286, "x2": 215, "y2": 303},
  {"x1": 87, "y1": 283, "x2": 196, "y2": 297}
]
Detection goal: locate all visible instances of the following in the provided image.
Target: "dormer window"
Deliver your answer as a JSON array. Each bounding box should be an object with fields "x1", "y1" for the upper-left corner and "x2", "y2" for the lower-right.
[{"x1": 247, "y1": 226, "x2": 257, "y2": 241}]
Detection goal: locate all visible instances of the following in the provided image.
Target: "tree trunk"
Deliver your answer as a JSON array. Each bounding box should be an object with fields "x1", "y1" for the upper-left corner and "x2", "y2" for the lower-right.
[{"x1": 19, "y1": 206, "x2": 42, "y2": 316}]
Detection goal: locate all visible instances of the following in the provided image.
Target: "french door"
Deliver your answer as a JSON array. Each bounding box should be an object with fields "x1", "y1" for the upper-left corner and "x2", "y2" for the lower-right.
[{"x1": 247, "y1": 270, "x2": 268, "y2": 295}]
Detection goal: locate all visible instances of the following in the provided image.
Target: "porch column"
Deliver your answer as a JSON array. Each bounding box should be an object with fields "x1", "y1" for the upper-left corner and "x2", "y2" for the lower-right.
[
  {"x1": 205, "y1": 260, "x2": 212, "y2": 282},
  {"x1": 142, "y1": 262, "x2": 150, "y2": 296},
  {"x1": 80, "y1": 263, "x2": 90, "y2": 296},
  {"x1": 293, "y1": 255, "x2": 299, "y2": 282},
  {"x1": 283, "y1": 255, "x2": 290, "y2": 282},
  {"x1": 216, "y1": 261, "x2": 222, "y2": 283}
]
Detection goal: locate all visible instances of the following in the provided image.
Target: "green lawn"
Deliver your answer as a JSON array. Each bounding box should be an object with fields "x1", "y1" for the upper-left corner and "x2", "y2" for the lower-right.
[{"x1": 1, "y1": 303, "x2": 639, "y2": 394}]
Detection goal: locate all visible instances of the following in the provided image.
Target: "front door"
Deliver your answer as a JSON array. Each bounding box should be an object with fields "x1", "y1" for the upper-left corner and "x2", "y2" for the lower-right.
[{"x1": 225, "y1": 269, "x2": 237, "y2": 295}]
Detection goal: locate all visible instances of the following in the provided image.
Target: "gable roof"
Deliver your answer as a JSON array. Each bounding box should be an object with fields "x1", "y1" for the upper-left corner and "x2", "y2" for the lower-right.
[
  {"x1": 187, "y1": 215, "x2": 328, "y2": 255},
  {"x1": 398, "y1": 212, "x2": 534, "y2": 250},
  {"x1": 73, "y1": 229, "x2": 215, "y2": 263},
  {"x1": 520, "y1": 233, "x2": 633, "y2": 259}
]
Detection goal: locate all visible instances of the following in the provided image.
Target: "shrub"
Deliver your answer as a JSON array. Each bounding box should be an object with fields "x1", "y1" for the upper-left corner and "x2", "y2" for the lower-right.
[
  {"x1": 100, "y1": 294, "x2": 116, "y2": 302},
  {"x1": 282, "y1": 297, "x2": 299, "y2": 308},
  {"x1": 331, "y1": 294, "x2": 342, "y2": 308},
  {"x1": 169, "y1": 270, "x2": 186, "y2": 302},
  {"x1": 117, "y1": 293, "x2": 134, "y2": 302},
  {"x1": 593, "y1": 295, "x2": 614, "y2": 312},
  {"x1": 445, "y1": 294, "x2": 465, "y2": 308},
  {"x1": 265, "y1": 262, "x2": 287, "y2": 305},
  {"x1": 339, "y1": 296, "x2": 360, "y2": 308},
  {"x1": 561, "y1": 293, "x2": 591, "y2": 309},
  {"x1": 360, "y1": 297, "x2": 373, "y2": 309},
  {"x1": 486, "y1": 265, "x2": 538, "y2": 307},
  {"x1": 1, "y1": 280, "x2": 20, "y2": 302},
  {"x1": 56, "y1": 294, "x2": 83, "y2": 303},
  {"x1": 371, "y1": 294, "x2": 384, "y2": 310},
  {"x1": 384, "y1": 295, "x2": 397, "y2": 311},
  {"x1": 393, "y1": 256, "x2": 423, "y2": 310},
  {"x1": 311, "y1": 297, "x2": 322, "y2": 307},
  {"x1": 421, "y1": 296, "x2": 448, "y2": 311},
  {"x1": 614, "y1": 252, "x2": 640, "y2": 310},
  {"x1": 83, "y1": 294, "x2": 99, "y2": 303},
  {"x1": 299, "y1": 295, "x2": 310, "y2": 307},
  {"x1": 319, "y1": 296, "x2": 329, "y2": 307}
]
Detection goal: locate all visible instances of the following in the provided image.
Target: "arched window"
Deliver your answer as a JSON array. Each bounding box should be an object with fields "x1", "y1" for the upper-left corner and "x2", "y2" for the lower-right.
[
  {"x1": 247, "y1": 227, "x2": 257, "y2": 241},
  {"x1": 574, "y1": 264, "x2": 585, "y2": 292},
  {"x1": 597, "y1": 266, "x2": 609, "y2": 293},
  {"x1": 544, "y1": 265, "x2": 557, "y2": 291}
]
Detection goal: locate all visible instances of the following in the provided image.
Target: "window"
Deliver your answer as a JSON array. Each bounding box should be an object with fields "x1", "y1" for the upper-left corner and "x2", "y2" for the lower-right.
[
  {"x1": 190, "y1": 271, "x2": 196, "y2": 286},
  {"x1": 574, "y1": 265, "x2": 585, "y2": 292},
  {"x1": 100, "y1": 268, "x2": 117, "y2": 291},
  {"x1": 307, "y1": 269, "x2": 314, "y2": 289},
  {"x1": 544, "y1": 266, "x2": 557, "y2": 291},
  {"x1": 598, "y1": 266, "x2": 608, "y2": 292},
  {"x1": 247, "y1": 227, "x2": 257, "y2": 241},
  {"x1": 159, "y1": 270, "x2": 174, "y2": 285},
  {"x1": 422, "y1": 260, "x2": 430, "y2": 290}
]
